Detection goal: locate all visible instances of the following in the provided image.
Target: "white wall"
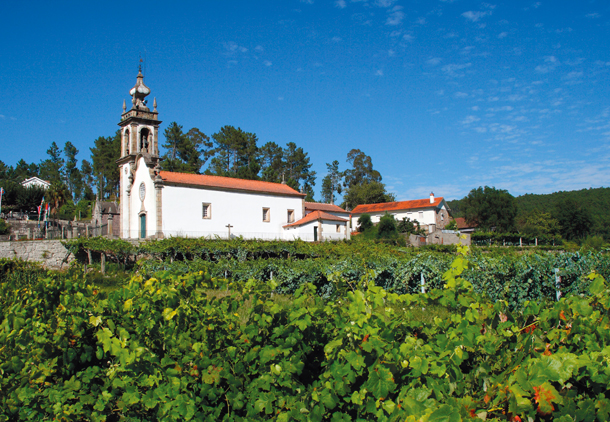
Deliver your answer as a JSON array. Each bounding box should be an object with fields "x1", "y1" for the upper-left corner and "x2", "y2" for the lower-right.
[
  {"x1": 161, "y1": 185, "x2": 304, "y2": 239},
  {"x1": 283, "y1": 219, "x2": 347, "y2": 241},
  {"x1": 124, "y1": 157, "x2": 158, "y2": 239}
]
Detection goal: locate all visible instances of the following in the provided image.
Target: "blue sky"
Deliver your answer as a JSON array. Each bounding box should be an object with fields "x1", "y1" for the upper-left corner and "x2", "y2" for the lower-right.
[{"x1": 1, "y1": 0, "x2": 609, "y2": 201}]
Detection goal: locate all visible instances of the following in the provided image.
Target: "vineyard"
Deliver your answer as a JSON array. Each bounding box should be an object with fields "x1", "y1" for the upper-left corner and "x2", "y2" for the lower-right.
[{"x1": 1, "y1": 239, "x2": 610, "y2": 420}]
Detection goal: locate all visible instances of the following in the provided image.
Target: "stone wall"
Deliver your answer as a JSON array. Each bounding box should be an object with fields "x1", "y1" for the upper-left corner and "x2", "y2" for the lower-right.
[
  {"x1": 429, "y1": 231, "x2": 470, "y2": 246},
  {"x1": 0, "y1": 240, "x2": 74, "y2": 269}
]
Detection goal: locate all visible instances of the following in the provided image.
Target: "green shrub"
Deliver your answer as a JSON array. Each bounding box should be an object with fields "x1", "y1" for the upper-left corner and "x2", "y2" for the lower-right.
[
  {"x1": 0, "y1": 219, "x2": 9, "y2": 235},
  {"x1": 357, "y1": 213, "x2": 372, "y2": 232},
  {"x1": 377, "y1": 213, "x2": 397, "y2": 238}
]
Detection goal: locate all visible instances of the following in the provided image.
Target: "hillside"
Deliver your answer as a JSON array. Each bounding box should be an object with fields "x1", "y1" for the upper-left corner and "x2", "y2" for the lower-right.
[{"x1": 448, "y1": 186, "x2": 610, "y2": 238}]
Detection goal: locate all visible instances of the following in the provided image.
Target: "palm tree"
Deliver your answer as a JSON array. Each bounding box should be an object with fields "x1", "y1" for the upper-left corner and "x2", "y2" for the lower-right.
[{"x1": 46, "y1": 182, "x2": 69, "y2": 217}]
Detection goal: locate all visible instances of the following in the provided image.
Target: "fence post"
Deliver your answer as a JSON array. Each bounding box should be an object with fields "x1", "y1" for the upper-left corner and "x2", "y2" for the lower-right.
[
  {"x1": 519, "y1": 238, "x2": 522, "y2": 247},
  {"x1": 535, "y1": 238, "x2": 538, "y2": 247},
  {"x1": 555, "y1": 268, "x2": 561, "y2": 301},
  {"x1": 420, "y1": 273, "x2": 425, "y2": 294},
  {"x1": 270, "y1": 270, "x2": 273, "y2": 280}
]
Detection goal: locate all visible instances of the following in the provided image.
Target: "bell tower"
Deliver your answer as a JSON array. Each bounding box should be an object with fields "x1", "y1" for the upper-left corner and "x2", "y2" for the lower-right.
[
  {"x1": 117, "y1": 65, "x2": 163, "y2": 239},
  {"x1": 118, "y1": 64, "x2": 161, "y2": 158}
]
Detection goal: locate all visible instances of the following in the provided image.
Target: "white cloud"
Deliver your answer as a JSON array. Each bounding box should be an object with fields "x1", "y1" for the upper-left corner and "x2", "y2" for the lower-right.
[
  {"x1": 375, "y1": 69, "x2": 384, "y2": 76},
  {"x1": 386, "y1": 6, "x2": 404, "y2": 25},
  {"x1": 426, "y1": 57, "x2": 442, "y2": 66},
  {"x1": 535, "y1": 55, "x2": 559, "y2": 73},
  {"x1": 471, "y1": 106, "x2": 480, "y2": 111},
  {"x1": 300, "y1": 0, "x2": 314, "y2": 4},
  {"x1": 487, "y1": 106, "x2": 514, "y2": 112},
  {"x1": 278, "y1": 96, "x2": 284, "y2": 101},
  {"x1": 0, "y1": 115, "x2": 5, "y2": 119},
  {"x1": 335, "y1": 0, "x2": 346, "y2": 8},
  {"x1": 461, "y1": 10, "x2": 492, "y2": 22},
  {"x1": 416, "y1": 17, "x2": 426, "y2": 25},
  {"x1": 264, "y1": 60, "x2": 272, "y2": 67},
  {"x1": 585, "y1": 13, "x2": 601, "y2": 18},
  {"x1": 454, "y1": 92, "x2": 469, "y2": 98},
  {"x1": 332, "y1": 36, "x2": 342, "y2": 42},
  {"x1": 462, "y1": 115, "x2": 480, "y2": 124},
  {"x1": 375, "y1": 0, "x2": 395, "y2": 7},
  {"x1": 498, "y1": 32, "x2": 508, "y2": 39},
  {"x1": 441, "y1": 62, "x2": 472, "y2": 77},
  {"x1": 223, "y1": 41, "x2": 248, "y2": 55},
  {"x1": 255, "y1": 45, "x2": 264, "y2": 52}
]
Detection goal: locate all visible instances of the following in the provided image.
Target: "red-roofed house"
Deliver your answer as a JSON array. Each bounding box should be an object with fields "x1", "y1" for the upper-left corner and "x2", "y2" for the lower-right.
[
  {"x1": 116, "y1": 71, "x2": 347, "y2": 241},
  {"x1": 304, "y1": 202, "x2": 350, "y2": 219},
  {"x1": 453, "y1": 217, "x2": 477, "y2": 234},
  {"x1": 283, "y1": 210, "x2": 349, "y2": 241},
  {"x1": 351, "y1": 193, "x2": 451, "y2": 234}
]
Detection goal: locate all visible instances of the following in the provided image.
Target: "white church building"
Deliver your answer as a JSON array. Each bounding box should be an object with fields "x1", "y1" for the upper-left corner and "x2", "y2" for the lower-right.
[{"x1": 118, "y1": 69, "x2": 349, "y2": 241}]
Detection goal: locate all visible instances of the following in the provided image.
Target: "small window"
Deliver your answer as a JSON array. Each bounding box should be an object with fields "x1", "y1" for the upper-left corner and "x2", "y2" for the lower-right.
[
  {"x1": 202, "y1": 203, "x2": 211, "y2": 219},
  {"x1": 263, "y1": 208, "x2": 270, "y2": 222},
  {"x1": 441, "y1": 212, "x2": 444, "y2": 221},
  {"x1": 287, "y1": 209, "x2": 295, "y2": 223},
  {"x1": 418, "y1": 211, "x2": 424, "y2": 221},
  {"x1": 336, "y1": 224, "x2": 341, "y2": 233}
]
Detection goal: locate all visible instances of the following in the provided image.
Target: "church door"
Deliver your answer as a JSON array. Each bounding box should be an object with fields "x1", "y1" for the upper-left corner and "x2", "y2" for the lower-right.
[{"x1": 140, "y1": 214, "x2": 146, "y2": 239}]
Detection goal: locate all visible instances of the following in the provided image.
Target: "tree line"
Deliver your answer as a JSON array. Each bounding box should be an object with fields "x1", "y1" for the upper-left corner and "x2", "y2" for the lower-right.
[
  {"x1": 0, "y1": 122, "x2": 394, "y2": 220},
  {"x1": 448, "y1": 186, "x2": 607, "y2": 243}
]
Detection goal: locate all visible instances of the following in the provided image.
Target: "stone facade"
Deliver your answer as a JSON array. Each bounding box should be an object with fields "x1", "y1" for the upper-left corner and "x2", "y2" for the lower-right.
[{"x1": 0, "y1": 240, "x2": 74, "y2": 269}]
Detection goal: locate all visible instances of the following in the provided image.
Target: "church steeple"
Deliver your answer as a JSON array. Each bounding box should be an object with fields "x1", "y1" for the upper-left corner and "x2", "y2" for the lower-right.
[
  {"x1": 129, "y1": 65, "x2": 151, "y2": 111},
  {"x1": 117, "y1": 66, "x2": 164, "y2": 240},
  {"x1": 118, "y1": 67, "x2": 161, "y2": 158}
]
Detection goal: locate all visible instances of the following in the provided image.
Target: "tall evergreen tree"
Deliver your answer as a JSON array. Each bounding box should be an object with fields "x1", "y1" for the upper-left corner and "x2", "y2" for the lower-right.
[
  {"x1": 321, "y1": 160, "x2": 343, "y2": 204},
  {"x1": 63, "y1": 141, "x2": 83, "y2": 201},
  {"x1": 80, "y1": 159, "x2": 96, "y2": 201},
  {"x1": 9, "y1": 159, "x2": 38, "y2": 182},
  {"x1": 208, "y1": 126, "x2": 260, "y2": 179},
  {"x1": 183, "y1": 128, "x2": 213, "y2": 174},
  {"x1": 259, "y1": 142, "x2": 284, "y2": 183},
  {"x1": 283, "y1": 142, "x2": 316, "y2": 199},
  {"x1": 90, "y1": 131, "x2": 121, "y2": 199},
  {"x1": 161, "y1": 122, "x2": 187, "y2": 172},
  {"x1": 39, "y1": 142, "x2": 64, "y2": 184}
]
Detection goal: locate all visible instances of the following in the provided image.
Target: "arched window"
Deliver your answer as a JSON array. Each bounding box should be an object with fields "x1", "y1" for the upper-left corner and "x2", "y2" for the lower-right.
[
  {"x1": 124, "y1": 129, "x2": 130, "y2": 155},
  {"x1": 140, "y1": 128, "x2": 150, "y2": 153}
]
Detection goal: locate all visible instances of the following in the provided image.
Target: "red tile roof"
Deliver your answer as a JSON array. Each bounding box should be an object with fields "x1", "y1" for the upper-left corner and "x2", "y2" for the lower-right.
[
  {"x1": 304, "y1": 202, "x2": 349, "y2": 213},
  {"x1": 454, "y1": 217, "x2": 476, "y2": 229},
  {"x1": 351, "y1": 197, "x2": 445, "y2": 214},
  {"x1": 284, "y1": 210, "x2": 348, "y2": 228},
  {"x1": 160, "y1": 171, "x2": 305, "y2": 197}
]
